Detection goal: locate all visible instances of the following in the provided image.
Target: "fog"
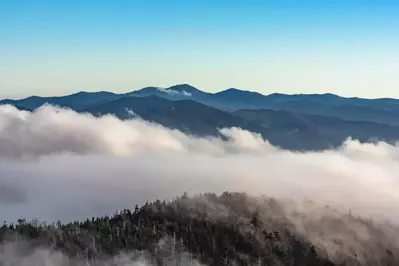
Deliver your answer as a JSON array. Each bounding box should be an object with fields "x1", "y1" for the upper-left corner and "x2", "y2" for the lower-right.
[
  {"x1": 0, "y1": 237, "x2": 204, "y2": 266},
  {"x1": 1, "y1": 104, "x2": 399, "y2": 224}
]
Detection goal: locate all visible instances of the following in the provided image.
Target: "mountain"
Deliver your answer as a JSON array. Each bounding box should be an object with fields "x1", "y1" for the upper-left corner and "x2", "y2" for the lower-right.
[
  {"x1": 4, "y1": 84, "x2": 399, "y2": 125},
  {"x1": 125, "y1": 84, "x2": 210, "y2": 101},
  {"x1": 123, "y1": 85, "x2": 399, "y2": 125},
  {"x1": 3, "y1": 85, "x2": 399, "y2": 150},
  {"x1": 233, "y1": 109, "x2": 399, "y2": 148},
  {"x1": 0, "y1": 91, "x2": 120, "y2": 111},
  {"x1": 263, "y1": 99, "x2": 399, "y2": 126},
  {"x1": 166, "y1": 84, "x2": 207, "y2": 97},
  {"x1": 82, "y1": 95, "x2": 399, "y2": 150},
  {"x1": 122, "y1": 86, "x2": 161, "y2": 97},
  {"x1": 83, "y1": 95, "x2": 248, "y2": 137},
  {"x1": 202, "y1": 91, "x2": 399, "y2": 125}
]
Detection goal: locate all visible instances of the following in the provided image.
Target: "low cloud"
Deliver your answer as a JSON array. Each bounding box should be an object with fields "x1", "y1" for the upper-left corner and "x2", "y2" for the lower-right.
[
  {"x1": 156, "y1": 88, "x2": 192, "y2": 97},
  {"x1": 1, "y1": 104, "x2": 399, "y2": 227},
  {"x1": 0, "y1": 237, "x2": 204, "y2": 266},
  {"x1": 124, "y1": 108, "x2": 140, "y2": 118},
  {"x1": 0, "y1": 104, "x2": 272, "y2": 159}
]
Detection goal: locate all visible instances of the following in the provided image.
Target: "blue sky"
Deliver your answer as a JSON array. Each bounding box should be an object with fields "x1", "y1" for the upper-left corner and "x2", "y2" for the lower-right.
[{"x1": 1, "y1": 0, "x2": 399, "y2": 98}]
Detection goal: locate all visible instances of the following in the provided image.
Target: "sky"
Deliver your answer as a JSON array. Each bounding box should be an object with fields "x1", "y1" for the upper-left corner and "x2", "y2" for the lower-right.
[{"x1": 1, "y1": 0, "x2": 399, "y2": 99}]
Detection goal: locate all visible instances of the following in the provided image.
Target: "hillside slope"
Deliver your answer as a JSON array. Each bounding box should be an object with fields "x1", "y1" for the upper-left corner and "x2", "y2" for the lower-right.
[{"x1": 2, "y1": 193, "x2": 398, "y2": 266}]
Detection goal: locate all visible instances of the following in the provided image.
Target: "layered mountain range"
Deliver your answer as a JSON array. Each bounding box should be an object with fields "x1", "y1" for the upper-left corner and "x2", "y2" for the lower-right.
[{"x1": 2, "y1": 84, "x2": 399, "y2": 150}]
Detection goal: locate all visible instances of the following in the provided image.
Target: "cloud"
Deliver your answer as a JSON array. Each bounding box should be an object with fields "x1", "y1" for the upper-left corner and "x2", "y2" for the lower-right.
[
  {"x1": 156, "y1": 88, "x2": 192, "y2": 97},
  {"x1": 124, "y1": 108, "x2": 140, "y2": 118},
  {"x1": 5, "y1": 104, "x2": 399, "y2": 264},
  {"x1": 180, "y1": 90, "x2": 193, "y2": 97},
  {"x1": 0, "y1": 104, "x2": 273, "y2": 159},
  {"x1": 1, "y1": 104, "x2": 399, "y2": 228},
  {"x1": 0, "y1": 237, "x2": 204, "y2": 266},
  {"x1": 0, "y1": 181, "x2": 27, "y2": 205}
]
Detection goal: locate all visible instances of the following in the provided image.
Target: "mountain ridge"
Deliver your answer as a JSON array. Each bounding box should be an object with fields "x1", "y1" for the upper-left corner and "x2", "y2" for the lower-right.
[
  {"x1": 3, "y1": 85, "x2": 399, "y2": 122},
  {"x1": 3, "y1": 84, "x2": 399, "y2": 101},
  {"x1": 3, "y1": 85, "x2": 399, "y2": 150}
]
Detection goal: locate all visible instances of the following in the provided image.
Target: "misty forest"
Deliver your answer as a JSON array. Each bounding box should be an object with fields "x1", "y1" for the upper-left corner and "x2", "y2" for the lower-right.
[
  {"x1": 2, "y1": 87, "x2": 399, "y2": 266},
  {"x1": 2, "y1": 193, "x2": 399, "y2": 266}
]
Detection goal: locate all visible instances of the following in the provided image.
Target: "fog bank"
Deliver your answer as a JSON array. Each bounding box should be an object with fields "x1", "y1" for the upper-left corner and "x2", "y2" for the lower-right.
[{"x1": 1, "y1": 105, "x2": 399, "y2": 224}]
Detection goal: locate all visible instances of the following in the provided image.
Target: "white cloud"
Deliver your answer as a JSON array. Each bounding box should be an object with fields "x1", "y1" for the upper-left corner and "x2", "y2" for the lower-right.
[
  {"x1": 0, "y1": 104, "x2": 274, "y2": 159},
  {"x1": 1, "y1": 104, "x2": 399, "y2": 227},
  {"x1": 156, "y1": 88, "x2": 192, "y2": 97},
  {"x1": 124, "y1": 108, "x2": 140, "y2": 118},
  {"x1": 4, "y1": 104, "x2": 399, "y2": 263},
  {"x1": 0, "y1": 237, "x2": 204, "y2": 266},
  {"x1": 180, "y1": 90, "x2": 192, "y2": 97}
]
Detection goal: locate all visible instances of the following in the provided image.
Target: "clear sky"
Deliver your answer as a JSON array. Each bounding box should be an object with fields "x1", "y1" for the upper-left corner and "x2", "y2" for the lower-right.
[{"x1": 1, "y1": 0, "x2": 399, "y2": 99}]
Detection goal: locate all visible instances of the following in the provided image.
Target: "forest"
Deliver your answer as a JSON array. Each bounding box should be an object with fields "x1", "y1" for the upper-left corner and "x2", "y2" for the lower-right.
[{"x1": 0, "y1": 192, "x2": 398, "y2": 266}]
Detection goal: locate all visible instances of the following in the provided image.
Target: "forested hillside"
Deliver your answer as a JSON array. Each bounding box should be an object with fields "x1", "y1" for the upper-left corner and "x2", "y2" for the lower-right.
[{"x1": 1, "y1": 193, "x2": 398, "y2": 266}]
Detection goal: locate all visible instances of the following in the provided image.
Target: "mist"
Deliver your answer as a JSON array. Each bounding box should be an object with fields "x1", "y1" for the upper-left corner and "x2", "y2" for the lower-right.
[
  {"x1": 1, "y1": 104, "x2": 399, "y2": 225},
  {"x1": 0, "y1": 237, "x2": 204, "y2": 266}
]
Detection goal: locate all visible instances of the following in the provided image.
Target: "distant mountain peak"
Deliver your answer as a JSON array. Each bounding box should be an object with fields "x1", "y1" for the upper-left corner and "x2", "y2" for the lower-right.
[
  {"x1": 24, "y1": 95, "x2": 41, "y2": 99},
  {"x1": 167, "y1": 84, "x2": 200, "y2": 92},
  {"x1": 219, "y1": 88, "x2": 263, "y2": 95},
  {"x1": 322, "y1": 93, "x2": 339, "y2": 97},
  {"x1": 127, "y1": 84, "x2": 201, "y2": 98},
  {"x1": 220, "y1": 88, "x2": 241, "y2": 93},
  {"x1": 66, "y1": 91, "x2": 117, "y2": 98},
  {"x1": 304, "y1": 93, "x2": 340, "y2": 98},
  {"x1": 268, "y1": 92, "x2": 340, "y2": 98},
  {"x1": 141, "y1": 86, "x2": 161, "y2": 90},
  {"x1": 268, "y1": 93, "x2": 286, "y2": 97}
]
